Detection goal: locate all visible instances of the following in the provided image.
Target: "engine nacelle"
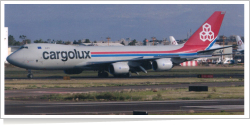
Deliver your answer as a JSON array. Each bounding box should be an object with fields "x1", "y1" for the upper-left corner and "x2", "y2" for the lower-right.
[
  {"x1": 109, "y1": 62, "x2": 130, "y2": 75},
  {"x1": 152, "y1": 58, "x2": 173, "y2": 71},
  {"x1": 64, "y1": 69, "x2": 83, "y2": 74}
]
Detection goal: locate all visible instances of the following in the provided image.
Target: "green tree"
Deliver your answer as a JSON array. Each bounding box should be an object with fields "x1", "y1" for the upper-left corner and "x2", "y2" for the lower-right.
[
  {"x1": 13, "y1": 41, "x2": 21, "y2": 46},
  {"x1": 84, "y1": 39, "x2": 91, "y2": 43},
  {"x1": 19, "y1": 35, "x2": 30, "y2": 44},
  {"x1": 34, "y1": 39, "x2": 44, "y2": 43},
  {"x1": 64, "y1": 41, "x2": 72, "y2": 45},
  {"x1": 19, "y1": 35, "x2": 26, "y2": 45},
  {"x1": 19, "y1": 35, "x2": 26, "y2": 40},
  {"x1": 57, "y1": 40, "x2": 63, "y2": 44},
  {"x1": 77, "y1": 40, "x2": 82, "y2": 44},
  {"x1": 128, "y1": 39, "x2": 137, "y2": 46},
  {"x1": 73, "y1": 40, "x2": 78, "y2": 44},
  {"x1": 8, "y1": 35, "x2": 16, "y2": 45}
]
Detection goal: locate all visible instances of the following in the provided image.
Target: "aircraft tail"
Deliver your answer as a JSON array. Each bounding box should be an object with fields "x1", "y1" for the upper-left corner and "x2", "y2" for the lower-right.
[
  {"x1": 236, "y1": 35, "x2": 244, "y2": 50},
  {"x1": 184, "y1": 11, "x2": 225, "y2": 50},
  {"x1": 169, "y1": 36, "x2": 178, "y2": 45}
]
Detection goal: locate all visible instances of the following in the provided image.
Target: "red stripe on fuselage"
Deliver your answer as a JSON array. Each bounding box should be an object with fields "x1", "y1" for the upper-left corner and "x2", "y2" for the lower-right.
[{"x1": 91, "y1": 45, "x2": 207, "y2": 54}]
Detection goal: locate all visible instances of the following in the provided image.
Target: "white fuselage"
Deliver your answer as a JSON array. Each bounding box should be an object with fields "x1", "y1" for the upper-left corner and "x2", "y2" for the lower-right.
[{"x1": 7, "y1": 43, "x2": 186, "y2": 70}]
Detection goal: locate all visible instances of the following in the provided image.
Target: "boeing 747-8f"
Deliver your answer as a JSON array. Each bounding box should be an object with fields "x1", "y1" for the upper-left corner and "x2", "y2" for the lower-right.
[{"x1": 7, "y1": 11, "x2": 231, "y2": 78}]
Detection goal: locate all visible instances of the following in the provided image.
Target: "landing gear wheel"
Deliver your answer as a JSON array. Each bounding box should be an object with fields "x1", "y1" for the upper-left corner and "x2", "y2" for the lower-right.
[
  {"x1": 27, "y1": 69, "x2": 33, "y2": 79},
  {"x1": 27, "y1": 74, "x2": 33, "y2": 79}
]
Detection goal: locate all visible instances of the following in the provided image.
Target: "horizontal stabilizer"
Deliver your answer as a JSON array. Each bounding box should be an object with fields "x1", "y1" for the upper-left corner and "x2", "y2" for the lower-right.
[
  {"x1": 212, "y1": 53, "x2": 233, "y2": 56},
  {"x1": 197, "y1": 45, "x2": 235, "y2": 54}
]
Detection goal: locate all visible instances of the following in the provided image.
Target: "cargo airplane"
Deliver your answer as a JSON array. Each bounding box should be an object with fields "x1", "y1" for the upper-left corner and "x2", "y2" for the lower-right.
[
  {"x1": 169, "y1": 36, "x2": 178, "y2": 45},
  {"x1": 235, "y1": 35, "x2": 244, "y2": 54},
  {"x1": 7, "y1": 11, "x2": 231, "y2": 78}
]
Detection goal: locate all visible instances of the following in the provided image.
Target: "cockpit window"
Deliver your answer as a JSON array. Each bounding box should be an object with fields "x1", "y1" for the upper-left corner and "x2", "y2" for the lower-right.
[{"x1": 20, "y1": 46, "x2": 28, "y2": 49}]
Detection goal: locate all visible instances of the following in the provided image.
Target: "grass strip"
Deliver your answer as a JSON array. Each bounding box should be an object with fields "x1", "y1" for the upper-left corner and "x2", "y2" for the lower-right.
[
  {"x1": 5, "y1": 77, "x2": 244, "y2": 90},
  {"x1": 5, "y1": 66, "x2": 244, "y2": 78},
  {"x1": 6, "y1": 86, "x2": 243, "y2": 101}
]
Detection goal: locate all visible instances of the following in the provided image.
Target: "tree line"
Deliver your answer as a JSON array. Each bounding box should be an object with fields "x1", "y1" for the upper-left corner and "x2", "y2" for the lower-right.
[
  {"x1": 8, "y1": 35, "x2": 93, "y2": 46},
  {"x1": 8, "y1": 35, "x2": 31, "y2": 46},
  {"x1": 8, "y1": 34, "x2": 244, "y2": 46},
  {"x1": 8, "y1": 35, "x2": 139, "y2": 46}
]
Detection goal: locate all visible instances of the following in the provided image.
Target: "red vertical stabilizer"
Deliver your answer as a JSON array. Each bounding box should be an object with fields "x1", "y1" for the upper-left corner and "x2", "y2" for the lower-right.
[{"x1": 184, "y1": 11, "x2": 225, "y2": 49}]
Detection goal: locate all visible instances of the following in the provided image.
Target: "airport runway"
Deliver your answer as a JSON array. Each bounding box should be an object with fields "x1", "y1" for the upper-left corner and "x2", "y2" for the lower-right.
[
  {"x1": 4, "y1": 72, "x2": 244, "y2": 115},
  {"x1": 5, "y1": 82, "x2": 244, "y2": 98},
  {"x1": 4, "y1": 74, "x2": 244, "y2": 80},
  {"x1": 5, "y1": 99, "x2": 244, "y2": 115}
]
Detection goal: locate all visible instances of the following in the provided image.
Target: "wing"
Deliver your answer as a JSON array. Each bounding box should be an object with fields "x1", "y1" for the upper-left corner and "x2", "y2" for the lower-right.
[{"x1": 79, "y1": 54, "x2": 211, "y2": 69}]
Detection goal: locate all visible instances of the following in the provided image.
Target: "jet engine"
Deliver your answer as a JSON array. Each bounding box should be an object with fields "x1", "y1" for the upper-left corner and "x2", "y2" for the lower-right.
[
  {"x1": 109, "y1": 62, "x2": 130, "y2": 75},
  {"x1": 152, "y1": 58, "x2": 173, "y2": 71},
  {"x1": 64, "y1": 69, "x2": 83, "y2": 74}
]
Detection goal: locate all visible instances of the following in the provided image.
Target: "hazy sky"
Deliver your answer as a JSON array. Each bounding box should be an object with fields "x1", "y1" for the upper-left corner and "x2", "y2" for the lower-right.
[{"x1": 4, "y1": 4, "x2": 244, "y2": 42}]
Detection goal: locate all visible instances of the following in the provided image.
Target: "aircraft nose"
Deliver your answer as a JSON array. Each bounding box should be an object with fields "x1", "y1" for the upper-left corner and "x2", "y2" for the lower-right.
[
  {"x1": 6, "y1": 52, "x2": 21, "y2": 66},
  {"x1": 6, "y1": 54, "x2": 15, "y2": 65}
]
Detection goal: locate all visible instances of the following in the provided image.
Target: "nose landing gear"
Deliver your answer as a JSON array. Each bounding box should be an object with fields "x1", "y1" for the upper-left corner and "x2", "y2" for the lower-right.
[{"x1": 27, "y1": 69, "x2": 33, "y2": 79}]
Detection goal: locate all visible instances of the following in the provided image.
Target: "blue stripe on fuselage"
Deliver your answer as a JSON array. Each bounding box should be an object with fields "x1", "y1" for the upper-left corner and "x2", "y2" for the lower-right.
[{"x1": 91, "y1": 53, "x2": 197, "y2": 57}]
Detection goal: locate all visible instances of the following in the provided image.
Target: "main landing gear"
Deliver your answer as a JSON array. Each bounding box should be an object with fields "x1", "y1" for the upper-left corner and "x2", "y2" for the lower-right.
[
  {"x1": 114, "y1": 72, "x2": 131, "y2": 78},
  {"x1": 98, "y1": 71, "x2": 109, "y2": 78},
  {"x1": 27, "y1": 69, "x2": 33, "y2": 79}
]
